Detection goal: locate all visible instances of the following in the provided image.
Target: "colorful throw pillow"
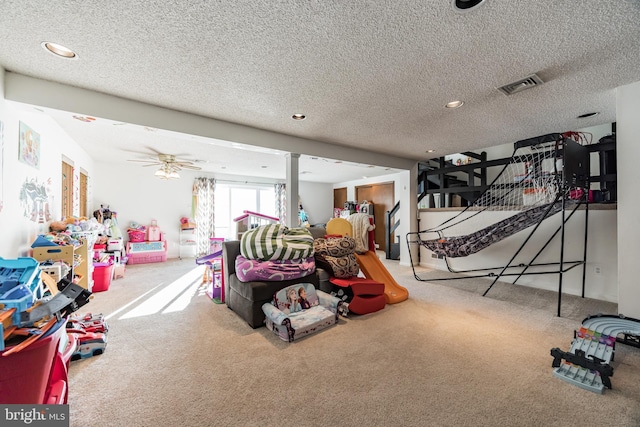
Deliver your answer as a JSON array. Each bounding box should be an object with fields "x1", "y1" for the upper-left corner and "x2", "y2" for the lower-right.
[
  {"x1": 313, "y1": 236, "x2": 356, "y2": 257},
  {"x1": 315, "y1": 253, "x2": 359, "y2": 279},
  {"x1": 240, "y1": 224, "x2": 314, "y2": 261}
]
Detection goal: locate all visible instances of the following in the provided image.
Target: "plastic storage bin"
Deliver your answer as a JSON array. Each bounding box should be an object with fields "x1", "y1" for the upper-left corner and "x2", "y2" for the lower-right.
[
  {"x1": 0, "y1": 318, "x2": 66, "y2": 404},
  {"x1": 92, "y1": 262, "x2": 113, "y2": 292},
  {"x1": 0, "y1": 257, "x2": 43, "y2": 325}
]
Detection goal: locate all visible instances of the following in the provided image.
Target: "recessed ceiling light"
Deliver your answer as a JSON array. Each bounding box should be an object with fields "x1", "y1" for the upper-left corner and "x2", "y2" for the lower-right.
[
  {"x1": 292, "y1": 114, "x2": 306, "y2": 120},
  {"x1": 452, "y1": 0, "x2": 486, "y2": 12},
  {"x1": 577, "y1": 112, "x2": 599, "y2": 119},
  {"x1": 426, "y1": 149, "x2": 435, "y2": 153},
  {"x1": 445, "y1": 100, "x2": 464, "y2": 109},
  {"x1": 41, "y1": 42, "x2": 77, "y2": 59}
]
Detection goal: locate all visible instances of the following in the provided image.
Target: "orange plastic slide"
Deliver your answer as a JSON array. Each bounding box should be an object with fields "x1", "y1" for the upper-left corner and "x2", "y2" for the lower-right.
[{"x1": 355, "y1": 251, "x2": 409, "y2": 304}]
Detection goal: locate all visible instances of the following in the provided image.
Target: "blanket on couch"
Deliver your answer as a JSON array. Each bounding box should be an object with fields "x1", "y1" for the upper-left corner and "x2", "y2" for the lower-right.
[
  {"x1": 235, "y1": 255, "x2": 316, "y2": 282},
  {"x1": 240, "y1": 224, "x2": 314, "y2": 261}
]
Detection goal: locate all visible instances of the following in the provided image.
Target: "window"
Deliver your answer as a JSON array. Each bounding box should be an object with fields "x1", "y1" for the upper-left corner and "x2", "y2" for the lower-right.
[{"x1": 214, "y1": 184, "x2": 276, "y2": 239}]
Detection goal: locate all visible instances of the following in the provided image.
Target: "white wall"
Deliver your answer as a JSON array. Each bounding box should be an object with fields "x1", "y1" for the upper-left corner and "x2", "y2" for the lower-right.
[
  {"x1": 93, "y1": 161, "x2": 196, "y2": 259},
  {"x1": 616, "y1": 80, "x2": 640, "y2": 318},
  {"x1": 299, "y1": 181, "x2": 333, "y2": 226},
  {"x1": 0, "y1": 68, "x2": 95, "y2": 258}
]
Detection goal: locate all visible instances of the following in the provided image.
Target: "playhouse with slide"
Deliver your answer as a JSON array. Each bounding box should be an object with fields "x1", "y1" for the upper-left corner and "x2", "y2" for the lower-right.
[{"x1": 325, "y1": 216, "x2": 408, "y2": 306}]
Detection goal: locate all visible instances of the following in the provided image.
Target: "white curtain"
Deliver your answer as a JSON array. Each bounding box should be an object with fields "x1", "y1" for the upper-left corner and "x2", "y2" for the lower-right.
[
  {"x1": 275, "y1": 183, "x2": 286, "y2": 225},
  {"x1": 193, "y1": 177, "x2": 216, "y2": 256}
]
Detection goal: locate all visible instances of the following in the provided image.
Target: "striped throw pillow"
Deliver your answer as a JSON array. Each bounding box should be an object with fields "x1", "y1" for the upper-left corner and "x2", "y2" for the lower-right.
[{"x1": 240, "y1": 224, "x2": 314, "y2": 261}]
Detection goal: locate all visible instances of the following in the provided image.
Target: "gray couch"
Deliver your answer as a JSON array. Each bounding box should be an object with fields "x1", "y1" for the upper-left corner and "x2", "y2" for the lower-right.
[{"x1": 222, "y1": 226, "x2": 330, "y2": 328}]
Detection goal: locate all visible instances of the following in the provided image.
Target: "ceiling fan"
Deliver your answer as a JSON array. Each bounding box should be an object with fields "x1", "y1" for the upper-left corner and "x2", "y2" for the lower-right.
[{"x1": 128, "y1": 153, "x2": 202, "y2": 179}]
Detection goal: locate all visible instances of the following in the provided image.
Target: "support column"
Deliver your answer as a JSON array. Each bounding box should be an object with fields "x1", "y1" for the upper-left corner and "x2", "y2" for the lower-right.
[
  {"x1": 286, "y1": 153, "x2": 300, "y2": 228},
  {"x1": 400, "y1": 163, "x2": 419, "y2": 266},
  {"x1": 617, "y1": 80, "x2": 640, "y2": 318}
]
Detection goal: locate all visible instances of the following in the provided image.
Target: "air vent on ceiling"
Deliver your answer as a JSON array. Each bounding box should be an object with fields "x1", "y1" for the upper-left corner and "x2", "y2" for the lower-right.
[{"x1": 497, "y1": 74, "x2": 544, "y2": 96}]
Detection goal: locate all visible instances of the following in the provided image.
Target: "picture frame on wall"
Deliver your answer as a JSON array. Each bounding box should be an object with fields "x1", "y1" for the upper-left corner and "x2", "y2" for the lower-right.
[{"x1": 18, "y1": 121, "x2": 40, "y2": 169}]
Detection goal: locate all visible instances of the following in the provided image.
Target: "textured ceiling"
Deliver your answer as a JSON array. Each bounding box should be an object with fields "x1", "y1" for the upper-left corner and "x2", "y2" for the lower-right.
[{"x1": 1, "y1": 1, "x2": 639, "y2": 182}]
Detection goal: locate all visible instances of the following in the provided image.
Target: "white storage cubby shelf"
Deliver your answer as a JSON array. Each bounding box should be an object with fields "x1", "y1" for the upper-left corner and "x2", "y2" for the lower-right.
[{"x1": 179, "y1": 226, "x2": 197, "y2": 259}]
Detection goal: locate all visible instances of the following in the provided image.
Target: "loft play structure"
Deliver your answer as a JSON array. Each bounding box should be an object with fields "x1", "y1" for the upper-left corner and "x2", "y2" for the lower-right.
[{"x1": 407, "y1": 133, "x2": 592, "y2": 316}]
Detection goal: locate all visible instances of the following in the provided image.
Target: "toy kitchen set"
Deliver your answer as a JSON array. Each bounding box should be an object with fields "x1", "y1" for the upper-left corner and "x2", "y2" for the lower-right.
[{"x1": 124, "y1": 220, "x2": 168, "y2": 265}]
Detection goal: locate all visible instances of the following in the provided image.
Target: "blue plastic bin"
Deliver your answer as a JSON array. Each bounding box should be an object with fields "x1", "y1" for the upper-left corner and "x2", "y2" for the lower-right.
[{"x1": 0, "y1": 257, "x2": 43, "y2": 325}]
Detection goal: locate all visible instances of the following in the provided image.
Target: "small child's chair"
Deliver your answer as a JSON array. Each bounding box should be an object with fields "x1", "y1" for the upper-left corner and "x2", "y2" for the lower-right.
[{"x1": 262, "y1": 283, "x2": 347, "y2": 342}]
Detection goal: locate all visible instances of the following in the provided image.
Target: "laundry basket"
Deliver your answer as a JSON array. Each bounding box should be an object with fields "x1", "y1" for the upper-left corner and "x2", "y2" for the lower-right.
[{"x1": 127, "y1": 229, "x2": 145, "y2": 242}]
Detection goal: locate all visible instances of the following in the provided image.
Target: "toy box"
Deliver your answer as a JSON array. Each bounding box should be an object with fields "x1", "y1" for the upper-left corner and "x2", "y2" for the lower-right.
[
  {"x1": 107, "y1": 238, "x2": 123, "y2": 252},
  {"x1": 113, "y1": 264, "x2": 125, "y2": 280},
  {"x1": 126, "y1": 241, "x2": 167, "y2": 264}
]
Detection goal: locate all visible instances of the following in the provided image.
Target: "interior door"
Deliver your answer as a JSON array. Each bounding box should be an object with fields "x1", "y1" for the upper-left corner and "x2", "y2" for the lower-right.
[
  {"x1": 80, "y1": 171, "x2": 88, "y2": 218},
  {"x1": 333, "y1": 187, "x2": 347, "y2": 210},
  {"x1": 356, "y1": 182, "x2": 394, "y2": 252},
  {"x1": 61, "y1": 160, "x2": 73, "y2": 219}
]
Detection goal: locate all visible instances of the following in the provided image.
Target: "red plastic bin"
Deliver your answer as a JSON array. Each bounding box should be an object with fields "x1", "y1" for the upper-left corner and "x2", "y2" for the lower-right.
[
  {"x1": 92, "y1": 262, "x2": 113, "y2": 292},
  {"x1": 0, "y1": 318, "x2": 65, "y2": 404}
]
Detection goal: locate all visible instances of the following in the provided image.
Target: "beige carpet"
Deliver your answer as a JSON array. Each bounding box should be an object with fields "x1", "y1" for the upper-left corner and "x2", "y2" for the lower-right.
[{"x1": 68, "y1": 256, "x2": 640, "y2": 427}]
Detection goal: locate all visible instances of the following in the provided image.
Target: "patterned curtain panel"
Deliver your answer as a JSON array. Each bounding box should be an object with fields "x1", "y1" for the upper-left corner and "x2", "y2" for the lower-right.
[
  {"x1": 193, "y1": 177, "x2": 216, "y2": 256},
  {"x1": 275, "y1": 183, "x2": 286, "y2": 225}
]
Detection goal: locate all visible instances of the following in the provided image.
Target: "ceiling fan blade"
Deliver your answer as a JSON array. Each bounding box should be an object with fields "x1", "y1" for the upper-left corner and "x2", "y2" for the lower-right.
[
  {"x1": 127, "y1": 159, "x2": 160, "y2": 163},
  {"x1": 143, "y1": 146, "x2": 165, "y2": 156},
  {"x1": 179, "y1": 164, "x2": 202, "y2": 170}
]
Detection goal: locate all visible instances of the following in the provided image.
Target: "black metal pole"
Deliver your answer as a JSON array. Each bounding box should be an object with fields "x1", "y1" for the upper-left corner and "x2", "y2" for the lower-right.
[
  {"x1": 482, "y1": 195, "x2": 561, "y2": 297},
  {"x1": 512, "y1": 201, "x2": 582, "y2": 285},
  {"x1": 557, "y1": 189, "x2": 567, "y2": 317},
  {"x1": 581, "y1": 196, "x2": 589, "y2": 298}
]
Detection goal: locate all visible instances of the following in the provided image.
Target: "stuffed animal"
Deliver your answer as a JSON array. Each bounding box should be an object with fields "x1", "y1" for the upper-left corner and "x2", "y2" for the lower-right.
[{"x1": 49, "y1": 221, "x2": 68, "y2": 232}]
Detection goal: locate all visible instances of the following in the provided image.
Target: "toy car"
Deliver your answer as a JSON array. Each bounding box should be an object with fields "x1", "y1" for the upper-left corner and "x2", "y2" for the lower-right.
[
  {"x1": 67, "y1": 312, "x2": 108, "y2": 333},
  {"x1": 68, "y1": 328, "x2": 107, "y2": 360}
]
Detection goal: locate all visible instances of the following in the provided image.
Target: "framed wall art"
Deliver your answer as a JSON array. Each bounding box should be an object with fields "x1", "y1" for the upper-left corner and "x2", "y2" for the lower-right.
[{"x1": 18, "y1": 121, "x2": 40, "y2": 169}]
